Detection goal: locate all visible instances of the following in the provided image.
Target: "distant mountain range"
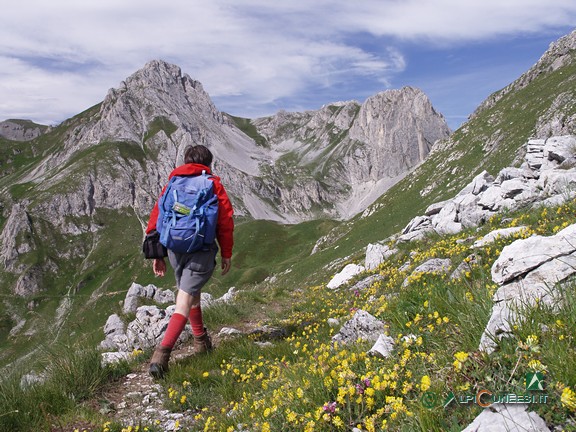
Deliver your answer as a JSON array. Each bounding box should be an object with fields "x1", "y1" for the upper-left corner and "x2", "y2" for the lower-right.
[{"x1": 1, "y1": 29, "x2": 576, "y2": 372}]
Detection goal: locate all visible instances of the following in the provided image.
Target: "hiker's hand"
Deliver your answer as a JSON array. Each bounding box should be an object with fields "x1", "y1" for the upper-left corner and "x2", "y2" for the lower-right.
[
  {"x1": 221, "y1": 258, "x2": 231, "y2": 276},
  {"x1": 153, "y1": 258, "x2": 166, "y2": 277}
]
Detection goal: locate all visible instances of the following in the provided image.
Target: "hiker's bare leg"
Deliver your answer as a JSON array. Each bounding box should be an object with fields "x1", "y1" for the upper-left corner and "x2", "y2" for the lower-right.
[{"x1": 175, "y1": 289, "x2": 201, "y2": 315}]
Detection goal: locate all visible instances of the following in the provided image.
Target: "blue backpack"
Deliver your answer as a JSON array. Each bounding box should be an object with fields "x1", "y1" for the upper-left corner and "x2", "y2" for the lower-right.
[{"x1": 156, "y1": 171, "x2": 219, "y2": 254}]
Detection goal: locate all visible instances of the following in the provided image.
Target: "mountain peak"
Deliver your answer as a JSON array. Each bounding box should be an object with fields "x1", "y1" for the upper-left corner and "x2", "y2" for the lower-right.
[
  {"x1": 142, "y1": 59, "x2": 183, "y2": 76},
  {"x1": 80, "y1": 59, "x2": 222, "y2": 148},
  {"x1": 108, "y1": 59, "x2": 205, "y2": 102},
  {"x1": 119, "y1": 59, "x2": 204, "y2": 94},
  {"x1": 0, "y1": 119, "x2": 49, "y2": 141},
  {"x1": 473, "y1": 29, "x2": 576, "y2": 117}
]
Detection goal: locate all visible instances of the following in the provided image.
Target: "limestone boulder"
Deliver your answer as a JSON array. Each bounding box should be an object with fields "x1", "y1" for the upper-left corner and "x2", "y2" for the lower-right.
[
  {"x1": 492, "y1": 223, "x2": 576, "y2": 284},
  {"x1": 469, "y1": 170, "x2": 495, "y2": 195},
  {"x1": 461, "y1": 403, "x2": 550, "y2": 432},
  {"x1": 367, "y1": 334, "x2": 395, "y2": 358},
  {"x1": 123, "y1": 282, "x2": 174, "y2": 314},
  {"x1": 412, "y1": 258, "x2": 452, "y2": 274},
  {"x1": 332, "y1": 310, "x2": 386, "y2": 345},
  {"x1": 365, "y1": 243, "x2": 398, "y2": 270},
  {"x1": 472, "y1": 226, "x2": 528, "y2": 248},
  {"x1": 543, "y1": 135, "x2": 576, "y2": 166},
  {"x1": 537, "y1": 170, "x2": 576, "y2": 196},
  {"x1": 481, "y1": 225, "x2": 576, "y2": 353},
  {"x1": 327, "y1": 264, "x2": 365, "y2": 289}
]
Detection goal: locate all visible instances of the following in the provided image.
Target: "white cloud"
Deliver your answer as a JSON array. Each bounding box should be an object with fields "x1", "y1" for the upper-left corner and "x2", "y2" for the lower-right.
[
  {"x1": 332, "y1": 0, "x2": 576, "y2": 42},
  {"x1": 0, "y1": 0, "x2": 575, "y2": 124}
]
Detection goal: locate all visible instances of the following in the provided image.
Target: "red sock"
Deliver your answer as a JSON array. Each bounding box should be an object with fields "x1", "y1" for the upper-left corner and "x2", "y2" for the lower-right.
[
  {"x1": 189, "y1": 306, "x2": 205, "y2": 337},
  {"x1": 160, "y1": 312, "x2": 188, "y2": 349}
]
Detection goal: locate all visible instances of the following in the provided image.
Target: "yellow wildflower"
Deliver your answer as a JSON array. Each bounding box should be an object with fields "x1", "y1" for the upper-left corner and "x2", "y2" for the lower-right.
[
  {"x1": 332, "y1": 416, "x2": 344, "y2": 427},
  {"x1": 420, "y1": 375, "x2": 431, "y2": 392},
  {"x1": 454, "y1": 351, "x2": 469, "y2": 362},
  {"x1": 457, "y1": 382, "x2": 471, "y2": 391},
  {"x1": 561, "y1": 387, "x2": 576, "y2": 411},
  {"x1": 528, "y1": 359, "x2": 547, "y2": 372},
  {"x1": 287, "y1": 410, "x2": 297, "y2": 423},
  {"x1": 304, "y1": 421, "x2": 316, "y2": 432},
  {"x1": 453, "y1": 351, "x2": 468, "y2": 371}
]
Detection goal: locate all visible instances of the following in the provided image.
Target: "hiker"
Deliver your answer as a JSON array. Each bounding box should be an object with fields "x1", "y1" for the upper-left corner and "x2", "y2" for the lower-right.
[{"x1": 144, "y1": 144, "x2": 234, "y2": 378}]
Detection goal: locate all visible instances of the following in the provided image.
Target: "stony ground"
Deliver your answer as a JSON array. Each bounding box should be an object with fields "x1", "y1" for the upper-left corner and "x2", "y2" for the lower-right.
[
  {"x1": 50, "y1": 343, "x2": 204, "y2": 432},
  {"x1": 101, "y1": 344, "x2": 204, "y2": 431},
  {"x1": 69, "y1": 323, "x2": 278, "y2": 432}
]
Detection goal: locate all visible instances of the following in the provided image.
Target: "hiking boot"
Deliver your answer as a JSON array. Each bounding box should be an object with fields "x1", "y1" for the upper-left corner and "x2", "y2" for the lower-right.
[
  {"x1": 193, "y1": 328, "x2": 213, "y2": 354},
  {"x1": 149, "y1": 345, "x2": 172, "y2": 379}
]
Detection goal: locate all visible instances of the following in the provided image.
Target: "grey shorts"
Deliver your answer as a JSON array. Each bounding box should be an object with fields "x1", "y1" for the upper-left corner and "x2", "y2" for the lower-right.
[{"x1": 167, "y1": 244, "x2": 218, "y2": 296}]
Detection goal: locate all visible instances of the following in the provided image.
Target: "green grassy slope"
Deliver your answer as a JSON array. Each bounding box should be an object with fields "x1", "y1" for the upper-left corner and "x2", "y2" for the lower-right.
[{"x1": 1, "y1": 36, "x2": 576, "y2": 425}]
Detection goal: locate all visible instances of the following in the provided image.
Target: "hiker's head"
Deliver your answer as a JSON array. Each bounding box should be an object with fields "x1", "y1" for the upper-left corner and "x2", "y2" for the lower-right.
[{"x1": 184, "y1": 145, "x2": 213, "y2": 167}]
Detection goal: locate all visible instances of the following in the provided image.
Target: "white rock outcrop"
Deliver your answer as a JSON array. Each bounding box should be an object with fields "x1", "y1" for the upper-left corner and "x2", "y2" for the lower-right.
[
  {"x1": 367, "y1": 334, "x2": 395, "y2": 358},
  {"x1": 402, "y1": 136, "x2": 576, "y2": 241},
  {"x1": 100, "y1": 282, "x2": 239, "y2": 363},
  {"x1": 461, "y1": 403, "x2": 550, "y2": 432},
  {"x1": 123, "y1": 282, "x2": 174, "y2": 314},
  {"x1": 479, "y1": 223, "x2": 576, "y2": 353},
  {"x1": 472, "y1": 227, "x2": 528, "y2": 249},
  {"x1": 332, "y1": 310, "x2": 386, "y2": 345},
  {"x1": 327, "y1": 264, "x2": 365, "y2": 289},
  {"x1": 491, "y1": 224, "x2": 576, "y2": 284},
  {"x1": 403, "y1": 258, "x2": 451, "y2": 286},
  {"x1": 365, "y1": 243, "x2": 398, "y2": 270}
]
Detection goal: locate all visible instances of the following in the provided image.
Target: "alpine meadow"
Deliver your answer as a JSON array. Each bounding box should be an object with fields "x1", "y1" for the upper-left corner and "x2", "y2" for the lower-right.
[{"x1": 0, "y1": 29, "x2": 576, "y2": 432}]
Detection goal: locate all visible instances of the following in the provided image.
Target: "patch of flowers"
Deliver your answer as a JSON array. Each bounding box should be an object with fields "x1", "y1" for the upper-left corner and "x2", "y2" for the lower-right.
[{"x1": 158, "y1": 200, "x2": 576, "y2": 430}]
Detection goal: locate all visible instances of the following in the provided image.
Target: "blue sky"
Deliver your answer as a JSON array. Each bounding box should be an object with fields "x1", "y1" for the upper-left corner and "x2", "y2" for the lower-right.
[{"x1": 0, "y1": 1, "x2": 575, "y2": 131}]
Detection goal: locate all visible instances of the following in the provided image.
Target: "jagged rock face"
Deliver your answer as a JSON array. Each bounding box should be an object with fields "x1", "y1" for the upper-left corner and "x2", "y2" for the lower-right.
[
  {"x1": 87, "y1": 61, "x2": 224, "y2": 144},
  {"x1": 0, "y1": 120, "x2": 47, "y2": 141},
  {"x1": 0, "y1": 59, "x2": 450, "y2": 295},
  {"x1": 252, "y1": 87, "x2": 450, "y2": 218},
  {"x1": 348, "y1": 87, "x2": 450, "y2": 181},
  {"x1": 255, "y1": 88, "x2": 450, "y2": 185},
  {"x1": 0, "y1": 202, "x2": 33, "y2": 272},
  {"x1": 16, "y1": 59, "x2": 449, "y2": 226}
]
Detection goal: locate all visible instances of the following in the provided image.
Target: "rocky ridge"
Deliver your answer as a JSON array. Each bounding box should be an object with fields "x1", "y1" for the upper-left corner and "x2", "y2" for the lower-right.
[
  {"x1": 9, "y1": 60, "x2": 449, "y2": 224},
  {"x1": 323, "y1": 135, "x2": 576, "y2": 431},
  {"x1": 254, "y1": 86, "x2": 450, "y2": 218},
  {"x1": 0, "y1": 120, "x2": 48, "y2": 141},
  {"x1": 473, "y1": 29, "x2": 576, "y2": 136},
  {"x1": 0, "y1": 60, "x2": 449, "y2": 297},
  {"x1": 399, "y1": 135, "x2": 576, "y2": 240}
]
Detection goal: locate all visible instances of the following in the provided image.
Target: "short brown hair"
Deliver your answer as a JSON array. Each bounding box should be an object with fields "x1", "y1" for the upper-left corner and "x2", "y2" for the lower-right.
[{"x1": 184, "y1": 145, "x2": 213, "y2": 166}]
